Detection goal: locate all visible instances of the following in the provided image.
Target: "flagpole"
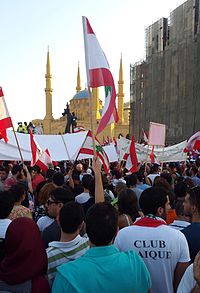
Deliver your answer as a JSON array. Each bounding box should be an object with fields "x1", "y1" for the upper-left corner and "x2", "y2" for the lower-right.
[
  {"x1": 11, "y1": 124, "x2": 24, "y2": 163},
  {"x1": 61, "y1": 134, "x2": 71, "y2": 161},
  {"x1": 144, "y1": 145, "x2": 149, "y2": 173},
  {"x1": 160, "y1": 146, "x2": 165, "y2": 172},
  {"x1": 73, "y1": 130, "x2": 90, "y2": 163},
  {"x1": 82, "y1": 16, "x2": 96, "y2": 155}
]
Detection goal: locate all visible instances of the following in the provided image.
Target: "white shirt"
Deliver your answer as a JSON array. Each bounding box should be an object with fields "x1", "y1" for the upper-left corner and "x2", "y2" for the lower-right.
[
  {"x1": 177, "y1": 264, "x2": 196, "y2": 293},
  {"x1": 147, "y1": 173, "x2": 160, "y2": 184},
  {"x1": 75, "y1": 192, "x2": 90, "y2": 204},
  {"x1": 37, "y1": 216, "x2": 54, "y2": 232},
  {"x1": 115, "y1": 223, "x2": 190, "y2": 293},
  {"x1": 0, "y1": 219, "x2": 11, "y2": 238},
  {"x1": 169, "y1": 220, "x2": 191, "y2": 231}
]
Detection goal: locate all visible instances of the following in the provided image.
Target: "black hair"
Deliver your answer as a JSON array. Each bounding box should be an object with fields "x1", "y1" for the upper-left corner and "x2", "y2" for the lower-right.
[
  {"x1": 111, "y1": 169, "x2": 121, "y2": 179},
  {"x1": 160, "y1": 172, "x2": 173, "y2": 185},
  {"x1": 139, "y1": 187, "x2": 168, "y2": 215},
  {"x1": 11, "y1": 165, "x2": 22, "y2": 176},
  {"x1": 46, "y1": 169, "x2": 56, "y2": 180},
  {"x1": 128, "y1": 174, "x2": 137, "y2": 187},
  {"x1": 190, "y1": 166, "x2": 198, "y2": 175},
  {"x1": 0, "y1": 167, "x2": 9, "y2": 174},
  {"x1": 51, "y1": 187, "x2": 74, "y2": 204},
  {"x1": 82, "y1": 174, "x2": 93, "y2": 190},
  {"x1": 88, "y1": 178, "x2": 95, "y2": 197},
  {"x1": 52, "y1": 172, "x2": 64, "y2": 186},
  {"x1": 174, "y1": 181, "x2": 187, "y2": 200},
  {"x1": 59, "y1": 202, "x2": 84, "y2": 233},
  {"x1": 118, "y1": 189, "x2": 139, "y2": 221},
  {"x1": 10, "y1": 184, "x2": 26, "y2": 202},
  {"x1": 72, "y1": 172, "x2": 80, "y2": 182},
  {"x1": 174, "y1": 199, "x2": 185, "y2": 216},
  {"x1": 0, "y1": 191, "x2": 15, "y2": 219},
  {"x1": 188, "y1": 186, "x2": 200, "y2": 214},
  {"x1": 86, "y1": 202, "x2": 118, "y2": 246}
]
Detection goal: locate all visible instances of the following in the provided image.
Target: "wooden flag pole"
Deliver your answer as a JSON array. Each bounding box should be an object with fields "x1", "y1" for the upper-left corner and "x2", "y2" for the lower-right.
[
  {"x1": 144, "y1": 144, "x2": 149, "y2": 173},
  {"x1": 73, "y1": 130, "x2": 90, "y2": 163},
  {"x1": 11, "y1": 125, "x2": 24, "y2": 164},
  {"x1": 88, "y1": 86, "x2": 96, "y2": 155},
  {"x1": 61, "y1": 134, "x2": 71, "y2": 161},
  {"x1": 160, "y1": 146, "x2": 165, "y2": 172}
]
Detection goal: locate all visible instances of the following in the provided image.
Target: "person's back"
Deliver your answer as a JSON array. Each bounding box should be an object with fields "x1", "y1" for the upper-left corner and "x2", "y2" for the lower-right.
[
  {"x1": 115, "y1": 187, "x2": 190, "y2": 293},
  {"x1": 46, "y1": 202, "x2": 89, "y2": 286},
  {"x1": 52, "y1": 202, "x2": 151, "y2": 293},
  {"x1": 182, "y1": 186, "x2": 200, "y2": 262}
]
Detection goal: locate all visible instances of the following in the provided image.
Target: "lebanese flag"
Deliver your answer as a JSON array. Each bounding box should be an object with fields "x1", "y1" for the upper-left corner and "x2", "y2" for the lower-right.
[
  {"x1": 125, "y1": 136, "x2": 138, "y2": 173},
  {"x1": 184, "y1": 131, "x2": 200, "y2": 152},
  {"x1": 142, "y1": 128, "x2": 148, "y2": 143},
  {"x1": 149, "y1": 145, "x2": 160, "y2": 164},
  {"x1": 82, "y1": 17, "x2": 119, "y2": 135},
  {"x1": 0, "y1": 88, "x2": 12, "y2": 142},
  {"x1": 79, "y1": 130, "x2": 110, "y2": 173},
  {"x1": 0, "y1": 129, "x2": 8, "y2": 143},
  {"x1": 36, "y1": 148, "x2": 53, "y2": 172},
  {"x1": 73, "y1": 125, "x2": 86, "y2": 133},
  {"x1": 30, "y1": 131, "x2": 43, "y2": 166}
]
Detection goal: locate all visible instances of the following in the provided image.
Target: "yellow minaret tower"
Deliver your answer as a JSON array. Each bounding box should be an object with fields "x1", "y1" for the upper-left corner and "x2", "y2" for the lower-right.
[
  {"x1": 92, "y1": 87, "x2": 101, "y2": 120},
  {"x1": 117, "y1": 54, "x2": 124, "y2": 123},
  {"x1": 44, "y1": 48, "x2": 53, "y2": 134},
  {"x1": 76, "y1": 62, "x2": 81, "y2": 93}
]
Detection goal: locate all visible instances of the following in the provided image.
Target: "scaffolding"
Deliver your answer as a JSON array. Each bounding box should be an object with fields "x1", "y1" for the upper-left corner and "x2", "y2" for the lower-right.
[{"x1": 130, "y1": 0, "x2": 200, "y2": 144}]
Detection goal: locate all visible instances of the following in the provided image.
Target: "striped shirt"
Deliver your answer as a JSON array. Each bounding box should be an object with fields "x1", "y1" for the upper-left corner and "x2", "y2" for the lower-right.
[{"x1": 46, "y1": 235, "x2": 89, "y2": 286}]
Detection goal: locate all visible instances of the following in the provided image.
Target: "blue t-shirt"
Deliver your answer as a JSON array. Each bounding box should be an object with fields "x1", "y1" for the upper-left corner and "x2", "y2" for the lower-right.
[
  {"x1": 182, "y1": 222, "x2": 200, "y2": 262},
  {"x1": 52, "y1": 245, "x2": 151, "y2": 293}
]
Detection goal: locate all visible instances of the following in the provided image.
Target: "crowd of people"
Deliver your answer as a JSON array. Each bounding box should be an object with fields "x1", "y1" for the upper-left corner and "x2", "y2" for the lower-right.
[{"x1": 0, "y1": 157, "x2": 200, "y2": 292}]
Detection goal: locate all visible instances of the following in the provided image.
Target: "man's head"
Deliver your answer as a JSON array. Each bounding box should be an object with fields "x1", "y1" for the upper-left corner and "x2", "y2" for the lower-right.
[
  {"x1": 128, "y1": 174, "x2": 137, "y2": 187},
  {"x1": 189, "y1": 166, "x2": 198, "y2": 177},
  {"x1": 139, "y1": 187, "x2": 170, "y2": 220},
  {"x1": 184, "y1": 186, "x2": 200, "y2": 218},
  {"x1": 86, "y1": 202, "x2": 118, "y2": 246},
  {"x1": 11, "y1": 164, "x2": 23, "y2": 177},
  {"x1": 59, "y1": 202, "x2": 84, "y2": 234},
  {"x1": 0, "y1": 167, "x2": 9, "y2": 181},
  {"x1": 46, "y1": 187, "x2": 74, "y2": 218},
  {"x1": 52, "y1": 172, "x2": 64, "y2": 187},
  {"x1": 76, "y1": 163, "x2": 83, "y2": 173},
  {"x1": 82, "y1": 174, "x2": 93, "y2": 191},
  {"x1": 0, "y1": 191, "x2": 15, "y2": 219}
]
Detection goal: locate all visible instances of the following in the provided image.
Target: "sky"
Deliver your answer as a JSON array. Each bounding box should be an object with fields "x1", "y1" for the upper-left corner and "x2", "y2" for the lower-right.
[{"x1": 0, "y1": 0, "x2": 186, "y2": 127}]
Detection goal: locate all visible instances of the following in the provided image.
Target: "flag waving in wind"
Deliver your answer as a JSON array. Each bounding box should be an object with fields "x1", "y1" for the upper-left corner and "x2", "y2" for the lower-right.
[
  {"x1": 0, "y1": 87, "x2": 12, "y2": 143},
  {"x1": 82, "y1": 17, "x2": 119, "y2": 135},
  {"x1": 79, "y1": 131, "x2": 110, "y2": 173}
]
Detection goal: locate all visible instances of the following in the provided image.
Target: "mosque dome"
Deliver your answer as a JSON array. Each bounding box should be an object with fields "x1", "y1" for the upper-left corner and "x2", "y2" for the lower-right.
[{"x1": 73, "y1": 89, "x2": 89, "y2": 99}]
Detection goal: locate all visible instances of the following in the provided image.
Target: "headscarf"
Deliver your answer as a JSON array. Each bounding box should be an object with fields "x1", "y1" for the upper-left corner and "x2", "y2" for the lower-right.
[{"x1": 0, "y1": 217, "x2": 48, "y2": 285}]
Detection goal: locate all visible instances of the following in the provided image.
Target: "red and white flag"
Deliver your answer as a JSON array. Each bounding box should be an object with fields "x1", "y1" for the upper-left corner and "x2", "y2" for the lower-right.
[
  {"x1": 82, "y1": 17, "x2": 119, "y2": 135},
  {"x1": 36, "y1": 148, "x2": 53, "y2": 172},
  {"x1": 73, "y1": 125, "x2": 86, "y2": 133},
  {"x1": 0, "y1": 87, "x2": 12, "y2": 143},
  {"x1": 125, "y1": 136, "x2": 138, "y2": 173},
  {"x1": 149, "y1": 145, "x2": 160, "y2": 165},
  {"x1": 79, "y1": 130, "x2": 110, "y2": 173},
  {"x1": 184, "y1": 131, "x2": 200, "y2": 152},
  {"x1": 142, "y1": 128, "x2": 148, "y2": 143},
  {"x1": 30, "y1": 131, "x2": 43, "y2": 166}
]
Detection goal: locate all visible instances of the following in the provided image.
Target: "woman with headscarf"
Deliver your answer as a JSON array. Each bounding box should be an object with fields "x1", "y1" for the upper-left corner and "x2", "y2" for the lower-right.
[{"x1": 0, "y1": 217, "x2": 50, "y2": 292}]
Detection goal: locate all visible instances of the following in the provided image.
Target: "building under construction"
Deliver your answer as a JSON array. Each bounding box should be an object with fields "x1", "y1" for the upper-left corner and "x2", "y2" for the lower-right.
[{"x1": 130, "y1": 0, "x2": 200, "y2": 144}]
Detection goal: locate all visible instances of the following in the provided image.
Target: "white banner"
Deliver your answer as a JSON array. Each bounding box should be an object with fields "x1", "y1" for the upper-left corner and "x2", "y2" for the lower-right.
[{"x1": 118, "y1": 137, "x2": 187, "y2": 163}]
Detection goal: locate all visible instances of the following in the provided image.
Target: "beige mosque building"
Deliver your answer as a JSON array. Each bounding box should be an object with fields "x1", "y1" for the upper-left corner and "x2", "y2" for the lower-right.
[{"x1": 32, "y1": 50, "x2": 130, "y2": 141}]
